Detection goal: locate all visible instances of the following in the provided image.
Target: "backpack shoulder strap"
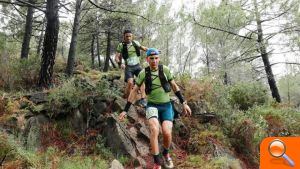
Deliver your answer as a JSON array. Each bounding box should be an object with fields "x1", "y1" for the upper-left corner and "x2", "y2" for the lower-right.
[
  {"x1": 145, "y1": 66, "x2": 152, "y2": 95},
  {"x1": 158, "y1": 65, "x2": 171, "y2": 93},
  {"x1": 121, "y1": 42, "x2": 129, "y2": 61},
  {"x1": 132, "y1": 40, "x2": 141, "y2": 57}
]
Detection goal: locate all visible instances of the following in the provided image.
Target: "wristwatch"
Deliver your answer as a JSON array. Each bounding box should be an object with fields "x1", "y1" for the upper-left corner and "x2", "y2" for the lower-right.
[{"x1": 182, "y1": 101, "x2": 187, "y2": 105}]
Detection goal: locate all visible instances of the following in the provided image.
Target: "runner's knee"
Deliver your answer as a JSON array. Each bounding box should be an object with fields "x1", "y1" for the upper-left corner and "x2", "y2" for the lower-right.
[
  {"x1": 127, "y1": 79, "x2": 134, "y2": 86},
  {"x1": 149, "y1": 121, "x2": 159, "y2": 136}
]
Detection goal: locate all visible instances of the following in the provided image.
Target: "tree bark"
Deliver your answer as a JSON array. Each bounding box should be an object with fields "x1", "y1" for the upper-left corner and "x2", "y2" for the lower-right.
[
  {"x1": 103, "y1": 30, "x2": 111, "y2": 72},
  {"x1": 109, "y1": 54, "x2": 117, "y2": 68},
  {"x1": 91, "y1": 34, "x2": 95, "y2": 69},
  {"x1": 96, "y1": 35, "x2": 101, "y2": 69},
  {"x1": 37, "y1": 17, "x2": 45, "y2": 56},
  {"x1": 66, "y1": 0, "x2": 83, "y2": 76},
  {"x1": 38, "y1": 0, "x2": 59, "y2": 88},
  {"x1": 253, "y1": 0, "x2": 281, "y2": 102},
  {"x1": 21, "y1": 0, "x2": 35, "y2": 59}
]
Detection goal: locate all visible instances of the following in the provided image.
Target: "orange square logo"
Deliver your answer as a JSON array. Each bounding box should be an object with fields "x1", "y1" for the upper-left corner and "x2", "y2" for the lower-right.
[{"x1": 260, "y1": 137, "x2": 300, "y2": 168}]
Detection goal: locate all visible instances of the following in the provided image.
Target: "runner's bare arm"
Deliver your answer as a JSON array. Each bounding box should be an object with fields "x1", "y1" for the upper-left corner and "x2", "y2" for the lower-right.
[
  {"x1": 140, "y1": 45, "x2": 148, "y2": 51},
  {"x1": 119, "y1": 85, "x2": 141, "y2": 121},
  {"x1": 169, "y1": 80, "x2": 192, "y2": 116},
  {"x1": 169, "y1": 80, "x2": 180, "y2": 92},
  {"x1": 127, "y1": 85, "x2": 140, "y2": 103},
  {"x1": 115, "y1": 52, "x2": 121, "y2": 63}
]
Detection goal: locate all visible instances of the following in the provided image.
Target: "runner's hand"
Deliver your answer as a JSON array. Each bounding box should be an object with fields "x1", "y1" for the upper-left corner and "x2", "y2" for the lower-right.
[
  {"x1": 119, "y1": 111, "x2": 127, "y2": 121},
  {"x1": 121, "y1": 64, "x2": 126, "y2": 69},
  {"x1": 182, "y1": 102, "x2": 192, "y2": 116}
]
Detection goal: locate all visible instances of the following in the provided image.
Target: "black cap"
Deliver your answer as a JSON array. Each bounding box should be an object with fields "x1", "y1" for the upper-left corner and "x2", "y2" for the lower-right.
[{"x1": 123, "y1": 29, "x2": 132, "y2": 35}]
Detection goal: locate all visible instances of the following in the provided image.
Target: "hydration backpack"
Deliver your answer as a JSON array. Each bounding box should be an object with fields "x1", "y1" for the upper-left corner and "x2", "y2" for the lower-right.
[
  {"x1": 121, "y1": 41, "x2": 140, "y2": 61},
  {"x1": 145, "y1": 65, "x2": 171, "y2": 95}
]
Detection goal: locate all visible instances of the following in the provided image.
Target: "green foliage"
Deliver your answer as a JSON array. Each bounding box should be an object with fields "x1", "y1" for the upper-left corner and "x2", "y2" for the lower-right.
[
  {"x1": 180, "y1": 155, "x2": 242, "y2": 169},
  {"x1": 210, "y1": 156, "x2": 242, "y2": 169},
  {"x1": 228, "y1": 82, "x2": 268, "y2": 110},
  {"x1": 193, "y1": 76, "x2": 231, "y2": 111},
  {"x1": 0, "y1": 135, "x2": 110, "y2": 169},
  {"x1": 48, "y1": 78, "x2": 86, "y2": 112},
  {"x1": 57, "y1": 156, "x2": 109, "y2": 169},
  {"x1": 40, "y1": 147, "x2": 110, "y2": 169},
  {"x1": 250, "y1": 104, "x2": 300, "y2": 136},
  {"x1": 0, "y1": 32, "x2": 21, "y2": 57},
  {"x1": 0, "y1": 134, "x2": 39, "y2": 168},
  {"x1": 0, "y1": 55, "x2": 40, "y2": 90},
  {"x1": 48, "y1": 74, "x2": 121, "y2": 114},
  {"x1": 94, "y1": 135, "x2": 113, "y2": 160},
  {"x1": 95, "y1": 78, "x2": 122, "y2": 99},
  {"x1": 278, "y1": 73, "x2": 300, "y2": 106},
  {"x1": 188, "y1": 125, "x2": 230, "y2": 155}
]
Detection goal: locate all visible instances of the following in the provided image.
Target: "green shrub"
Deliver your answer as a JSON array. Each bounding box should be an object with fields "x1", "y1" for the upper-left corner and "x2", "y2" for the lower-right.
[
  {"x1": 180, "y1": 155, "x2": 242, "y2": 169},
  {"x1": 0, "y1": 134, "x2": 39, "y2": 168},
  {"x1": 57, "y1": 156, "x2": 109, "y2": 169},
  {"x1": 48, "y1": 78, "x2": 86, "y2": 113},
  {"x1": 182, "y1": 76, "x2": 231, "y2": 112},
  {"x1": 48, "y1": 74, "x2": 121, "y2": 113},
  {"x1": 250, "y1": 105, "x2": 300, "y2": 136},
  {"x1": 187, "y1": 125, "x2": 230, "y2": 155},
  {"x1": 0, "y1": 55, "x2": 40, "y2": 90},
  {"x1": 229, "y1": 82, "x2": 268, "y2": 110}
]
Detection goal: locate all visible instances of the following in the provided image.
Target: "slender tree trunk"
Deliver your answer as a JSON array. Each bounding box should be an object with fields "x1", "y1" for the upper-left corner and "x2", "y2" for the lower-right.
[
  {"x1": 166, "y1": 37, "x2": 169, "y2": 65},
  {"x1": 179, "y1": 35, "x2": 182, "y2": 72},
  {"x1": 253, "y1": 0, "x2": 281, "y2": 102},
  {"x1": 205, "y1": 30, "x2": 210, "y2": 75},
  {"x1": 103, "y1": 30, "x2": 111, "y2": 72},
  {"x1": 91, "y1": 34, "x2": 95, "y2": 69},
  {"x1": 61, "y1": 35, "x2": 64, "y2": 57},
  {"x1": 38, "y1": 0, "x2": 59, "y2": 88},
  {"x1": 66, "y1": 0, "x2": 83, "y2": 76},
  {"x1": 109, "y1": 54, "x2": 117, "y2": 68},
  {"x1": 96, "y1": 35, "x2": 101, "y2": 69},
  {"x1": 37, "y1": 17, "x2": 46, "y2": 56},
  {"x1": 21, "y1": 0, "x2": 35, "y2": 59}
]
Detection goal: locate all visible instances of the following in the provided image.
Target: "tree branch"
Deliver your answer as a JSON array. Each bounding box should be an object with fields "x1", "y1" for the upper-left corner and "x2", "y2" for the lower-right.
[
  {"x1": 0, "y1": 0, "x2": 45, "y2": 12},
  {"x1": 87, "y1": 0, "x2": 170, "y2": 25},
  {"x1": 16, "y1": 0, "x2": 45, "y2": 12},
  {"x1": 0, "y1": 154, "x2": 6, "y2": 166},
  {"x1": 193, "y1": 16, "x2": 253, "y2": 40},
  {"x1": 270, "y1": 62, "x2": 300, "y2": 66}
]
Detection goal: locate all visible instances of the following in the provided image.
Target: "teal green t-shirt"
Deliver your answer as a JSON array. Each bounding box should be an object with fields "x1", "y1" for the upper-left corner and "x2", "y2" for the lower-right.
[
  {"x1": 116, "y1": 40, "x2": 141, "y2": 66},
  {"x1": 136, "y1": 65, "x2": 174, "y2": 104}
]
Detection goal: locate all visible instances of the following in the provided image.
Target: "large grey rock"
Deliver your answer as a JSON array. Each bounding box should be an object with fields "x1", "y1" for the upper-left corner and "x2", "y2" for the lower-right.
[
  {"x1": 25, "y1": 92, "x2": 48, "y2": 104},
  {"x1": 93, "y1": 98, "x2": 107, "y2": 116},
  {"x1": 69, "y1": 109, "x2": 86, "y2": 134},
  {"x1": 111, "y1": 97, "x2": 126, "y2": 113},
  {"x1": 109, "y1": 159, "x2": 124, "y2": 169},
  {"x1": 128, "y1": 127, "x2": 149, "y2": 156},
  {"x1": 103, "y1": 115, "x2": 137, "y2": 158},
  {"x1": 23, "y1": 114, "x2": 49, "y2": 151},
  {"x1": 136, "y1": 122, "x2": 150, "y2": 140}
]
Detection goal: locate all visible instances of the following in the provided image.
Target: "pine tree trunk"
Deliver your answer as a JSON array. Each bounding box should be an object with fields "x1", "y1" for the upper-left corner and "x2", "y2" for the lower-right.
[
  {"x1": 103, "y1": 31, "x2": 111, "y2": 72},
  {"x1": 37, "y1": 17, "x2": 45, "y2": 56},
  {"x1": 91, "y1": 34, "x2": 95, "y2": 69},
  {"x1": 38, "y1": 0, "x2": 59, "y2": 88},
  {"x1": 66, "y1": 0, "x2": 82, "y2": 76},
  {"x1": 109, "y1": 54, "x2": 117, "y2": 68},
  {"x1": 21, "y1": 0, "x2": 35, "y2": 59},
  {"x1": 253, "y1": 0, "x2": 281, "y2": 102},
  {"x1": 96, "y1": 35, "x2": 101, "y2": 69}
]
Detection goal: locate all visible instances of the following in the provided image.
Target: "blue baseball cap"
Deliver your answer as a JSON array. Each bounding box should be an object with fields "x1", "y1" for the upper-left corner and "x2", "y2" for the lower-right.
[{"x1": 146, "y1": 48, "x2": 159, "y2": 56}]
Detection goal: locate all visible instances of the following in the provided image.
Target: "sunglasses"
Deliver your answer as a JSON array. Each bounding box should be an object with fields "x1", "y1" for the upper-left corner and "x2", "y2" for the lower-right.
[
  {"x1": 125, "y1": 35, "x2": 132, "y2": 38},
  {"x1": 149, "y1": 56, "x2": 159, "y2": 60}
]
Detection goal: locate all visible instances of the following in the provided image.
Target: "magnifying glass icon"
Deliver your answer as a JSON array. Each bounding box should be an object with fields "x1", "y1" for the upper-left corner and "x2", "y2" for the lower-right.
[{"x1": 268, "y1": 139, "x2": 295, "y2": 167}]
